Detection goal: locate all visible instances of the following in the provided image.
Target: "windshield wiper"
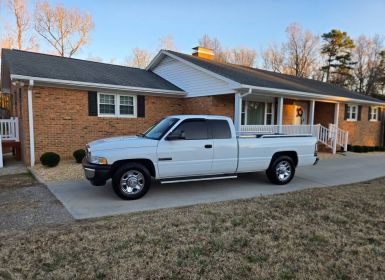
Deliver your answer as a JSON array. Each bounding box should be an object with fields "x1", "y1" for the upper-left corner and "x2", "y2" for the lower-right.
[{"x1": 136, "y1": 133, "x2": 146, "y2": 138}]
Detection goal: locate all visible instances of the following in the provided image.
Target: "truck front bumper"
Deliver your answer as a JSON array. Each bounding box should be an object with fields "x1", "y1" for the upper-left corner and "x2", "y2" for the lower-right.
[{"x1": 82, "y1": 158, "x2": 111, "y2": 186}]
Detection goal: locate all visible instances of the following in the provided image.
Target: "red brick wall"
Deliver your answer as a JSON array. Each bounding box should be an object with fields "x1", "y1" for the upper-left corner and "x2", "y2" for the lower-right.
[
  {"x1": 183, "y1": 94, "x2": 234, "y2": 119},
  {"x1": 23, "y1": 87, "x2": 183, "y2": 162},
  {"x1": 314, "y1": 102, "x2": 335, "y2": 127},
  {"x1": 339, "y1": 104, "x2": 384, "y2": 146}
]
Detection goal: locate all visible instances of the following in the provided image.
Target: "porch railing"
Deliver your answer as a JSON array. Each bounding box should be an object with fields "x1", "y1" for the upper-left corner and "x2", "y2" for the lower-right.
[
  {"x1": 240, "y1": 124, "x2": 319, "y2": 137},
  {"x1": 240, "y1": 124, "x2": 349, "y2": 153},
  {"x1": 0, "y1": 117, "x2": 19, "y2": 142}
]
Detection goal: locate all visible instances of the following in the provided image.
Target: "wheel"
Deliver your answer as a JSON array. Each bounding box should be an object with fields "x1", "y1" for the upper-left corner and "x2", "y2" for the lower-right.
[
  {"x1": 112, "y1": 163, "x2": 151, "y2": 200},
  {"x1": 266, "y1": 156, "x2": 295, "y2": 185}
]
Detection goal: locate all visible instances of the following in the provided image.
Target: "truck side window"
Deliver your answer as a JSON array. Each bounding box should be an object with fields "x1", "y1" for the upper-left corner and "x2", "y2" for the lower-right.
[
  {"x1": 208, "y1": 120, "x2": 231, "y2": 139},
  {"x1": 172, "y1": 120, "x2": 208, "y2": 140}
]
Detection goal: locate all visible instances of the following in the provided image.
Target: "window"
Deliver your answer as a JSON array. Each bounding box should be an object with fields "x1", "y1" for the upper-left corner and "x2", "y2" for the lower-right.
[
  {"x1": 143, "y1": 118, "x2": 179, "y2": 140},
  {"x1": 208, "y1": 120, "x2": 231, "y2": 139},
  {"x1": 346, "y1": 104, "x2": 358, "y2": 121},
  {"x1": 98, "y1": 93, "x2": 136, "y2": 117},
  {"x1": 171, "y1": 120, "x2": 208, "y2": 140},
  {"x1": 369, "y1": 106, "x2": 378, "y2": 121},
  {"x1": 241, "y1": 101, "x2": 274, "y2": 125}
]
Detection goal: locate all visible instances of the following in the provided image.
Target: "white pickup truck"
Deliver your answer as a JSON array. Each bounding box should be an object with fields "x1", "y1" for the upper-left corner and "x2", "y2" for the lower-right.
[{"x1": 82, "y1": 115, "x2": 318, "y2": 200}]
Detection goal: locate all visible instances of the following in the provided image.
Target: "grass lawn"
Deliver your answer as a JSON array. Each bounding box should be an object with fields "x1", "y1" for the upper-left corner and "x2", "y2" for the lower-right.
[{"x1": 1, "y1": 178, "x2": 385, "y2": 279}]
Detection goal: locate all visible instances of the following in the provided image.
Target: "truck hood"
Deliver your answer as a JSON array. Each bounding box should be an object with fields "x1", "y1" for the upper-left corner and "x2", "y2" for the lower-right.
[{"x1": 88, "y1": 135, "x2": 158, "y2": 151}]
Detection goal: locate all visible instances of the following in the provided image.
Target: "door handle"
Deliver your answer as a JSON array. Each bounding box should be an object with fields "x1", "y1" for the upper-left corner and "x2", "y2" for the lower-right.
[{"x1": 204, "y1": 144, "x2": 212, "y2": 149}]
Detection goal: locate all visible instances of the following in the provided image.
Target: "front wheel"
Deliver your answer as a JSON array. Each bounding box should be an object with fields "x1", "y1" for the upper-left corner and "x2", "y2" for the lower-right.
[
  {"x1": 112, "y1": 163, "x2": 151, "y2": 200},
  {"x1": 266, "y1": 156, "x2": 295, "y2": 185}
]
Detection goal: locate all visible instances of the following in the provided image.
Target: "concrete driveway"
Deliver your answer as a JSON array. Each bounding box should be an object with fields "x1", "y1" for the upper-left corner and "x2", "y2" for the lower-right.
[{"x1": 47, "y1": 154, "x2": 385, "y2": 219}]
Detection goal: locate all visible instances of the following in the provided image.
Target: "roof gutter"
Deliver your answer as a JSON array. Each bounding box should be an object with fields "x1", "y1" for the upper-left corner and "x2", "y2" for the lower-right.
[
  {"x1": 10, "y1": 74, "x2": 186, "y2": 96},
  {"x1": 239, "y1": 84, "x2": 385, "y2": 106}
]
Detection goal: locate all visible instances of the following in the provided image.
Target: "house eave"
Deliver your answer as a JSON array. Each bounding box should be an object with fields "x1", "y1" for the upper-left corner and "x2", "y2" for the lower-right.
[
  {"x1": 10, "y1": 74, "x2": 186, "y2": 96},
  {"x1": 239, "y1": 84, "x2": 385, "y2": 106}
]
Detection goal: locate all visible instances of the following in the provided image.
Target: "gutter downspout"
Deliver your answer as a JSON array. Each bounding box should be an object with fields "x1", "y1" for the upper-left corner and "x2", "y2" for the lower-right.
[{"x1": 28, "y1": 80, "x2": 35, "y2": 166}]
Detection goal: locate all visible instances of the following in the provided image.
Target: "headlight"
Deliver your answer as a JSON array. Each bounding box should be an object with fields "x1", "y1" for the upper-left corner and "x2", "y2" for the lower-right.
[{"x1": 89, "y1": 155, "x2": 108, "y2": 165}]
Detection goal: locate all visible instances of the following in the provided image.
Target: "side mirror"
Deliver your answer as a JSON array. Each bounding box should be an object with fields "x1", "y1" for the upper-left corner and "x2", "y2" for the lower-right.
[{"x1": 166, "y1": 131, "x2": 186, "y2": 140}]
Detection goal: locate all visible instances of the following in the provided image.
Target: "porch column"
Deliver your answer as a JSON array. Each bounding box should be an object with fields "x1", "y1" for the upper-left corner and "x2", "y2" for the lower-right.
[
  {"x1": 277, "y1": 97, "x2": 284, "y2": 133},
  {"x1": 28, "y1": 80, "x2": 35, "y2": 166},
  {"x1": 332, "y1": 102, "x2": 340, "y2": 154},
  {"x1": 309, "y1": 100, "x2": 315, "y2": 134},
  {"x1": 234, "y1": 93, "x2": 242, "y2": 133}
]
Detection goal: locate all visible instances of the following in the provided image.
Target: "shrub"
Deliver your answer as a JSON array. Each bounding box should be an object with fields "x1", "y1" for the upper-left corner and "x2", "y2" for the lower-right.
[
  {"x1": 352, "y1": 146, "x2": 362, "y2": 153},
  {"x1": 368, "y1": 146, "x2": 375, "y2": 152},
  {"x1": 40, "y1": 152, "x2": 60, "y2": 167},
  {"x1": 362, "y1": 146, "x2": 369, "y2": 153},
  {"x1": 73, "y1": 149, "x2": 86, "y2": 163},
  {"x1": 347, "y1": 144, "x2": 352, "y2": 151},
  {"x1": 374, "y1": 146, "x2": 381, "y2": 151}
]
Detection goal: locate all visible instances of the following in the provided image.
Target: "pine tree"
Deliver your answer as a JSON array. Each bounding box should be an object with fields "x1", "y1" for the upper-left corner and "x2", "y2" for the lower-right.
[{"x1": 321, "y1": 29, "x2": 356, "y2": 87}]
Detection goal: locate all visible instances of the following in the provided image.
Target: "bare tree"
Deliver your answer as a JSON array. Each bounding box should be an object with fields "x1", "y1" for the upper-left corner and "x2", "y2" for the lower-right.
[
  {"x1": 125, "y1": 48, "x2": 153, "y2": 69},
  {"x1": 198, "y1": 34, "x2": 229, "y2": 63},
  {"x1": 228, "y1": 47, "x2": 257, "y2": 67},
  {"x1": 7, "y1": 0, "x2": 30, "y2": 49},
  {"x1": 159, "y1": 35, "x2": 177, "y2": 51},
  {"x1": 0, "y1": 34, "x2": 14, "y2": 56},
  {"x1": 353, "y1": 35, "x2": 385, "y2": 94},
  {"x1": 285, "y1": 23, "x2": 320, "y2": 77},
  {"x1": 34, "y1": 1, "x2": 94, "y2": 57},
  {"x1": 262, "y1": 44, "x2": 287, "y2": 73}
]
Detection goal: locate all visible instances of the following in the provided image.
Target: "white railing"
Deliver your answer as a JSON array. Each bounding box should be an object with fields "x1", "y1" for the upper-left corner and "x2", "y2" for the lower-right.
[
  {"x1": 240, "y1": 124, "x2": 349, "y2": 153},
  {"x1": 0, "y1": 135, "x2": 3, "y2": 168},
  {"x1": 240, "y1": 124, "x2": 319, "y2": 137},
  {"x1": 0, "y1": 117, "x2": 19, "y2": 141}
]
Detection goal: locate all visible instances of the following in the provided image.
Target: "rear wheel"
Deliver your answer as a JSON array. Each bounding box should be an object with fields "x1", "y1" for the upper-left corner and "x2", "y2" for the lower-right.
[
  {"x1": 266, "y1": 156, "x2": 295, "y2": 185},
  {"x1": 112, "y1": 163, "x2": 151, "y2": 200}
]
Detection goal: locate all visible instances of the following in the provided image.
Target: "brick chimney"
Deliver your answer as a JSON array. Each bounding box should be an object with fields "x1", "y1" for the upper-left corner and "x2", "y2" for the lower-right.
[{"x1": 192, "y1": 46, "x2": 214, "y2": 60}]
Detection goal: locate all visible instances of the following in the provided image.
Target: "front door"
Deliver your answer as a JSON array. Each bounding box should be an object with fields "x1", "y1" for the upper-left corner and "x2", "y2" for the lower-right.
[
  {"x1": 293, "y1": 102, "x2": 308, "y2": 125},
  {"x1": 157, "y1": 119, "x2": 213, "y2": 178}
]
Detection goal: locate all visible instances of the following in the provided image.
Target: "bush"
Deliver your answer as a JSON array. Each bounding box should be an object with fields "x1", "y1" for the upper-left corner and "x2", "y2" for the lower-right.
[
  {"x1": 352, "y1": 146, "x2": 362, "y2": 153},
  {"x1": 73, "y1": 149, "x2": 86, "y2": 163},
  {"x1": 40, "y1": 152, "x2": 60, "y2": 167},
  {"x1": 374, "y1": 146, "x2": 381, "y2": 151},
  {"x1": 347, "y1": 144, "x2": 352, "y2": 151},
  {"x1": 368, "y1": 146, "x2": 376, "y2": 152},
  {"x1": 362, "y1": 146, "x2": 369, "y2": 153}
]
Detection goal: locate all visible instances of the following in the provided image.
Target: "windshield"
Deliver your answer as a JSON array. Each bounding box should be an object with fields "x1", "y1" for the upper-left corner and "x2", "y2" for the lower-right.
[{"x1": 142, "y1": 118, "x2": 179, "y2": 140}]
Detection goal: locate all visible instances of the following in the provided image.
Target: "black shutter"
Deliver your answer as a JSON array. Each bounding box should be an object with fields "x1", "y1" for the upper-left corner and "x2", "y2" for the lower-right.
[
  {"x1": 368, "y1": 106, "x2": 372, "y2": 121},
  {"x1": 344, "y1": 104, "x2": 349, "y2": 120},
  {"x1": 357, "y1": 105, "x2": 362, "y2": 121},
  {"x1": 378, "y1": 107, "x2": 382, "y2": 121},
  {"x1": 137, "y1": 95, "x2": 145, "y2": 118},
  {"x1": 88, "y1": 91, "x2": 97, "y2": 116}
]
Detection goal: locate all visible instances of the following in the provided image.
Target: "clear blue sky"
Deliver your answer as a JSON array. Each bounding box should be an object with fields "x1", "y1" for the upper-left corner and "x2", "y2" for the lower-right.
[{"x1": 4, "y1": 0, "x2": 385, "y2": 64}]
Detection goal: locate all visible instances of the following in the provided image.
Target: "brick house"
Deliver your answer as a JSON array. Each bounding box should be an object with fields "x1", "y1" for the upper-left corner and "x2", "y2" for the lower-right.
[{"x1": 1, "y1": 47, "x2": 385, "y2": 166}]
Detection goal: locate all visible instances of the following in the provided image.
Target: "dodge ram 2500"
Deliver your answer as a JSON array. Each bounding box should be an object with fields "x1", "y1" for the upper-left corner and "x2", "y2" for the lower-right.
[{"x1": 82, "y1": 115, "x2": 318, "y2": 200}]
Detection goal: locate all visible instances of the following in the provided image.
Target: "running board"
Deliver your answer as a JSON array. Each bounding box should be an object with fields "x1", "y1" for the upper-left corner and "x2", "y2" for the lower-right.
[{"x1": 160, "y1": 175, "x2": 238, "y2": 184}]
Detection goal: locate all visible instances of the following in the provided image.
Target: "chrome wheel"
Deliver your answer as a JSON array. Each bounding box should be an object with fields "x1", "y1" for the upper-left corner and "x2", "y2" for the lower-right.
[
  {"x1": 275, "y1": 160, "x2": 292, "y2": 182},
  {"x1": 120, "y1": 170, "x2": 145, "y2": 194}
]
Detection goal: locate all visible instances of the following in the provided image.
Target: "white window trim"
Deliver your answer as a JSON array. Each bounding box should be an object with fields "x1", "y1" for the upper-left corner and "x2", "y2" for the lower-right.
[
  {"x1": 346, "y1": 104, "x2": 358, "y2": 121},
  {"x1": 97, "y1": 92, "x2": 137, "y2": 118},
  {"x1": 369, "y1": 106, "x2": 378, "y2": 121},
  {"x1": 241, "y1": 100, "x2": 275, "y2": 125}
]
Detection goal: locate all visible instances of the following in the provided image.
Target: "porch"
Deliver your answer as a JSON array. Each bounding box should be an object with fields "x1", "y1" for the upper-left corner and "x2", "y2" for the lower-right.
[
  {"x1": 234, "y1": 91, "x2": 348, "y2": 154},
  {"x1": 0, "y1": 117, "x2": 21, "y2": 168}
]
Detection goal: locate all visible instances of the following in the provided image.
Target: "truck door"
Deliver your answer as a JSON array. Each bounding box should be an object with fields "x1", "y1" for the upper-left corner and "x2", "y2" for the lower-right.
[
  {"x1": 157, "y1": 119, "x2": 213, "y2": 178},
  {"x1": 208, "y1": 119, "x2": 238, "y2": 174}
]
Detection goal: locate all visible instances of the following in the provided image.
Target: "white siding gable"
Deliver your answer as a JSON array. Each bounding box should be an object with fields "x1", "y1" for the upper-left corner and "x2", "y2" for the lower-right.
[{"x1": 152, "y1": 56, "x2": 237, "y2": 97}]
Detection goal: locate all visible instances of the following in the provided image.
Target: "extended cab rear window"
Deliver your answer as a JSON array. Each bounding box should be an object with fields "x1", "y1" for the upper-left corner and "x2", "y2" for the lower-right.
[
  {"x1": 172, "y1": 120, "x2": 208, "y2": 140},
  {"x1": 208, "y1": 120, "x2": 231, "y2": 139}
]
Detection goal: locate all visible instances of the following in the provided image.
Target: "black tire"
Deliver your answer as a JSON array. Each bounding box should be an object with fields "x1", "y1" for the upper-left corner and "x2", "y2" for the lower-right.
[
  {"x1": 266, "y1": 155, "x2": 295, "y2": 185},
  {"x1": 112, "y1": 163, "x2": 151, "y2": 200}
]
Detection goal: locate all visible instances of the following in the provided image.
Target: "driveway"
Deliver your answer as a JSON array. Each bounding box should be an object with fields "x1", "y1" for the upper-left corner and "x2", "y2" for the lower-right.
[{"x1": 47, "y1": 154, "x2": 385, "y2": 219}]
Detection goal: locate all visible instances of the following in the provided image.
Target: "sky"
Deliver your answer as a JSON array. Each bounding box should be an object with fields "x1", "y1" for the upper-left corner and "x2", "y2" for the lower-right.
[{"x1": 2, "y1": 0, "x2": 385, "y2": 65}]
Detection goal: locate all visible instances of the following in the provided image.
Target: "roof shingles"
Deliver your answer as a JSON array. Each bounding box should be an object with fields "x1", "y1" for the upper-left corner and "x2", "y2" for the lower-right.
[
  {"x1": 2, "y1": 49, "x2": 183, "y2": 92},
  {"x1": 167, "y1": 51, "x2": 384, "y2": 104}
]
